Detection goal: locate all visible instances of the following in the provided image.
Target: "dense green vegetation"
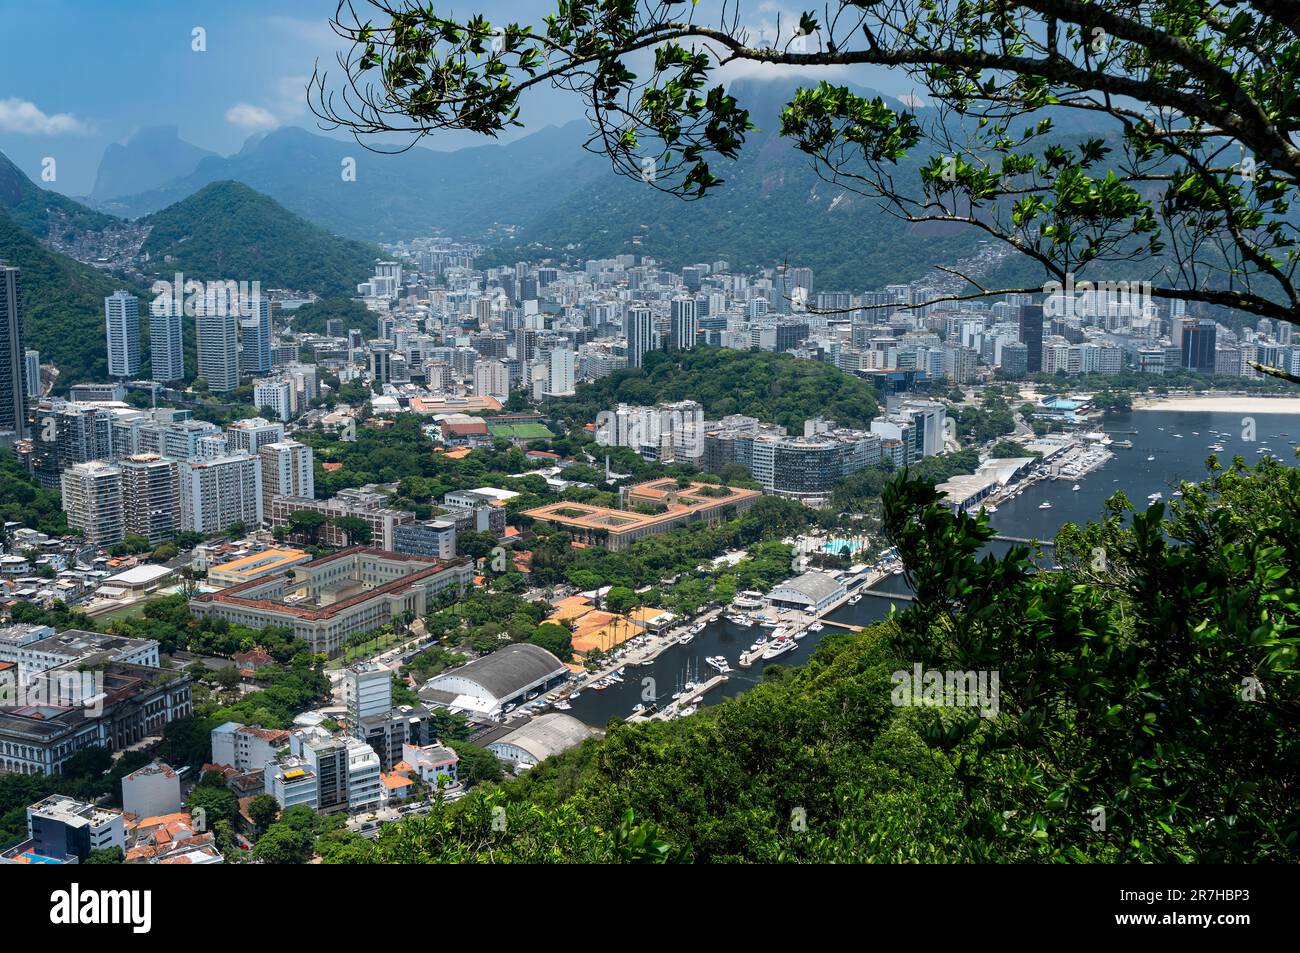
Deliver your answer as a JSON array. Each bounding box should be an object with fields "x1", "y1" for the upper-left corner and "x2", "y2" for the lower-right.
[
  {"x1": 288, "y1": 296, "x2": 373, "y2": 336},
  {"x1": 0, "y1": 151, "x2": 120, "y2": 239},
  {"x1": 550, "y1": 347, "x2": 880, "y2": 433},
  {"x1": 0, "y1": 449, "x2": 67, "y2": 536},
  {"x1": 139, "y1": 181, "x2": 380, "y2": 294}
]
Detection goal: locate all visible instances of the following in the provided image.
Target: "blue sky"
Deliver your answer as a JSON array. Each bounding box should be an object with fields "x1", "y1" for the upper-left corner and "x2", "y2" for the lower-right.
[{"x1": 0, "y1": 0, "x2": 900, "y2": 196}]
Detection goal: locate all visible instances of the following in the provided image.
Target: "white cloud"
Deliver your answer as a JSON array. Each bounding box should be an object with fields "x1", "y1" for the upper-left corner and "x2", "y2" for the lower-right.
[
  {"x1": 225, "y1": 103, "x2": 280, "y2": 131},
  {"x1": 0, "y1": 98, "x2": 88, "y2": 135},
  {"x1": 271, "y1": 76, "x2": 311, "y2": 118}
]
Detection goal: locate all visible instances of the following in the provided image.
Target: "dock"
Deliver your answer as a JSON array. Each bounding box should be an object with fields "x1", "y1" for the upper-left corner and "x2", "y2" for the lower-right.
[{"x1": 629, "y1": 674, "x2": 730, "y2": 722}]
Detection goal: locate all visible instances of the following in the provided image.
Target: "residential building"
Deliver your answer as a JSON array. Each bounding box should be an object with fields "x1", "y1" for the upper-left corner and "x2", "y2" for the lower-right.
[
  {"x1": 0, "y1": 265, "x2": 28, "y2": 441},
  {"x1": 258, "y1": 440, "x2": 314, "y2": 514},
  {"x1": 149, "y1": 292, "x2": 186, "y2": 382},
  {"x1": 120, "y1": 453, "x2": 180, "y2": 546},
  {"x1": 105, "y1": 291, "x2": 142, "y2": 378},
  {"x1": 178, "y1": 454, "x2": 263, "y2": 534},
  {"x1": 61, "y1": 461, "x2": 124, "y2": 547}
]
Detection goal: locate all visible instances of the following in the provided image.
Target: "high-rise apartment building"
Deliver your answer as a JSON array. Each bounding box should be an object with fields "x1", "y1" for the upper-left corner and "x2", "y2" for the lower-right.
[
  {"x1": 624, "y1": 304, "x2": 655, "y2": 368},
  {"x1": 149, "y1": 293, "x2": 186, "y2": 382},
  {"x1": 120, "y1": 453, "x2": 180, "y2": 546},
  {"x1": 258, "y1": 440, "x2": 314, "y2": 514},
  {"x1": 178, "y1": 454, "x2": 263, "y2": 533},
  {"x1": 0, "y1": 265, "x2": 28, "y2": 440},
  {"x1": 239, "y1": 296, "x2": 272, "y2": 376},
  {"x1": 195, "y1": 306, "x2": 240, "y2": 394},
  {"x1": 61, "y1": 461, "x2": 125, "y2": 547},
  {"x1": 670, "y1": 296, "x2": 698, "y2": 350},
  {"x1": 105, "y1": 291, "x2": 142, "y2": 378}
]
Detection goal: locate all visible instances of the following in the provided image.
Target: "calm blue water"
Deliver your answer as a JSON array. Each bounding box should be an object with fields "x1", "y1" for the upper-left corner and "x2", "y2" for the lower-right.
[{"x1": 567, "y1": 409, "x2": 1300, "y2": 727}]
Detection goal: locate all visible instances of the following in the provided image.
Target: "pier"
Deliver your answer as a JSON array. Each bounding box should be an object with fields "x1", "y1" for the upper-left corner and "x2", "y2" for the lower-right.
[{"x1": 992, "y1": 535, "x2": 1056, "y2": 547}]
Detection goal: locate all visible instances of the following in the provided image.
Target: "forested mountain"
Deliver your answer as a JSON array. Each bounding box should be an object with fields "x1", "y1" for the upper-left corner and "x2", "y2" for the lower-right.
[
  {"x1": 0, "y1": 151, "x2": 121, "y2": 240},
  {"x1": 548, "y1": 348, "x2": 880, "y2": 433},
  {"x1": 137, "y1": 181, "x2": 380, "y2": 293}
]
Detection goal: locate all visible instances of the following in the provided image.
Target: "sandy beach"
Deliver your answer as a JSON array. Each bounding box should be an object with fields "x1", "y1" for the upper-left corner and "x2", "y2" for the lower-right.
[{"x1": 1132, "y1": 395, "x2": 1300, "y2": 414}]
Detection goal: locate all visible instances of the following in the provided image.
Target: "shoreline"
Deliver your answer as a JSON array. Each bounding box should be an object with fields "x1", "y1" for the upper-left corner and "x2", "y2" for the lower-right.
[{"x1": 1130, "y1": 395, "x2": 1300, "y2": 414}]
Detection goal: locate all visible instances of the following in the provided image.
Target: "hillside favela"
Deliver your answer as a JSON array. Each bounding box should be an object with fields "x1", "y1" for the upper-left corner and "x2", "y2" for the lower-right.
[{"x1": 0, "y1": 0, "x2": 1295, "y2": 910}]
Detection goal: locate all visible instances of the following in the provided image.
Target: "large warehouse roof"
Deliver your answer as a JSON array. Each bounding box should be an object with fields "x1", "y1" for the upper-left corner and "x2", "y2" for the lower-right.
[
  {"x1": 428, "y1": 643, "x2": 566, "y2": 699},
  {"x1": 489, "y1": 713, "x2": 596, "y2": 762}
]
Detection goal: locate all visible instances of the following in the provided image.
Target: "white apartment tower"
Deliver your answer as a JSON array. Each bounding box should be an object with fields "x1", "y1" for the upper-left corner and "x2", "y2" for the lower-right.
[
  {"x1": 120, "y1": 453, "x2": 180, "y2": 546},
  {"x1": 472, "y1": 359, "x2": 510, "y2": 402},
  {"x1": 669, "y1": 296, "x2": 698, "y2": 350},
  {"x1": 149, "y1": 293, "x2": 186, "y2": 382},
  {"x1": 258, "y1": 440, "x2": 314, "y2": 514},
  {"x1": 61, "y1": 460, "x2": 125, "y2": 547},
  {"x1": 105, "y1": 291, "x2": 142, "y2": 378},
  {"x1": 624, "y1": 304, "x2": 655, "y2": 368},
  {"x1": 178, "y1": 454, "x2": 263, "y2": 533},
  {"x1": 195, "y1": 306, "x2": 240, "y2": 394}
]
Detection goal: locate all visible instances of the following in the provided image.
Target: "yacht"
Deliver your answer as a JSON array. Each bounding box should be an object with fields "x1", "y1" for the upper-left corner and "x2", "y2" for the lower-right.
[
  {"x1": 553, "y1": 700, "x2": 572, "y2": 711},
  {"x1": 705, "y1": 656, "x2": 732, "y2": 674},
  {"x1": 689, "y1": 622, "x2": 706, "y2": 635},
  {"x1": 808, "y1": 622, "x2": 825, "y2": 632},
  {"x1": 569, "y1": 691, "x2": 582, "y2": 700},
  {"x1": 761, "y1": 637, "x2": 798, "y2": 660},
  {"x1": 1148, "y1": 491, "x2": 1163, "y2": 502},
  {"x1": 630, "y1": 703, "x2": 645, "y2": 716},
  {"x1": 1072, "y1": 484, "x2": 1081, "y2": 491},
  {"x1": 1146, "y1": 455, "x2": 1156, "y2": 461},
  {"x1": 848, "y1": 593, "x2": 862, "y2": 605},
  {"x1": 1038, "y1": 501, "x2": 1053, "y2": 510},
  {"x1": 678, "y1": 632, "x2": 695, "y2": 645}
]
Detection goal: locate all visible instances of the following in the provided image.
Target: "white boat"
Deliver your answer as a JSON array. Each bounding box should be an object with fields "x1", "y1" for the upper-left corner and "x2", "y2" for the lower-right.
[
  {"x1": 891, "y1": 567, "x2": 904, "y2": 575},
  {"x1": 553, "y1": 700, "x2": 572, "y2": 710},
  {"x1": 848, "y1": 594, "x2": 862, "y2": 605},
  {"x1": 758, "y1": 618, "x2": 779, "y2": 628},
  {"x1": 705, "y1": 656, "x2": 731, "y2": 674},
  {"x1": 689, "y1": 622, "x2": 705, "y2": 634},
  {"x1": 678, "y1": 632, "x2": 695, "y2": 645},
  {"x1": 678, "y1": 704, "x2": 699, "y2": 717},
  {"x1": 1148, "y1": 491, "x2": 1163, "y2": 502},
  {"x1": 569, "y1": 691, "x2": 582, "y2": 700},
  {"x1": 630, "y1": 703, "x2": 645, "y2": 715},
  {"x1": 1072, "y1": 484, "x2": 1080, "y2": 491},
  {"x1": 1146, "y1": 455, "x2": 1156, "y2": 461},
  {"x1": 761, "y1": 638, "x2": 798, "y2": 660},
  {"x1": 808, "y1": 622, "x2": 824, "y2": 632},
  {"x1": 1038, "y1": 501, "x2": 1053, "y2": 510}
]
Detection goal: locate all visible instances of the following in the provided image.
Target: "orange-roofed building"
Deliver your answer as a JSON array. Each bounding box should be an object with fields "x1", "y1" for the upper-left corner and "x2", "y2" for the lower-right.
[{"x1": 322, "y1": 462, "x2": 344, "y2": 472}]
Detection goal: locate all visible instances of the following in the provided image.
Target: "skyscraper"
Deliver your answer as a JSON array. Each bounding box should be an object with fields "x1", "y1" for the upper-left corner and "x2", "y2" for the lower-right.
[
  {"x1": 258, "y1": 440, "x2": 314, "y2": 514},
  {"x1": 1018, "y1": 303, "x2": 1044, "y2": 374},
  {"x1": 625, "y1": 304, "x2": 655, "y2": 368},
  {"x1": 240, "y1": 296, "x2": 272, "y2": 376},
  {"x1": 195, "y1": 305, "x2": 240, "y2": 394},
  {"x1": 24, "y1": 349, "x2": 40, "y2": 404},
  {"x1": 670, "y1": 296, "x2": 698, "y2": 350},
  {"x1": 105, "y1": 291, "x2": 142, "y2": 378},
  {"x1": 120, "y1": 454, "x2": 180, "y2": 546},
  {"x1": 61, "y1": 460, "x2": 125, "y2": 547},
  {"x1": 547, "y1": 345, "x2": 576, "y2": 396},
  {"x1": 149, "y1": 293, "x2": 186, "y2": 382},
  {"x1": 1181, "y1": 318, "x2": 1217, "y2": 372},
  {"x1": 0, "y1": 265, "x2": 29, "y2": 440}
]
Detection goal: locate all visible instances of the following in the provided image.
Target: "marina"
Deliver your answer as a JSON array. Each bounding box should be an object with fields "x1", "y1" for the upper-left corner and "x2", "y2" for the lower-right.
[{"x1": 563, "y1": 408, "x2": 1299, "y2": 729}]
